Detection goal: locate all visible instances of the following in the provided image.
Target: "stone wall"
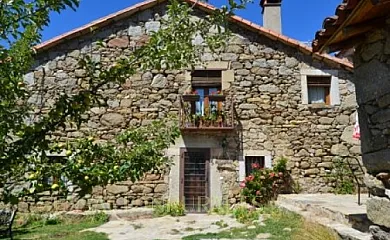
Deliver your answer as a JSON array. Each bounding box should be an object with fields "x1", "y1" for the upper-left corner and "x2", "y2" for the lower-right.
[
  {"x1": 11, "y1": 3, "x2": 362, "y2": 212},
  {"x1": 353, "y1": 18, "x2": 390, "y2": 239},
  {"x1": 15, "y1": 173, "x2": 168, "y2": 213}
]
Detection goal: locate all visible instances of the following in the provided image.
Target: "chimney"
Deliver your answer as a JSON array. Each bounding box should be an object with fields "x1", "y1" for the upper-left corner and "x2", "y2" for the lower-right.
[{"x1": 261, "y1": 0, "x2": 282, "y2": 33}]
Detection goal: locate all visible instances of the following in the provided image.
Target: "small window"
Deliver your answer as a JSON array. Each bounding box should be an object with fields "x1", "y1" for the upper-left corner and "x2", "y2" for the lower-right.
[
  {"x1": 245, "y1": 156, "x2": 265, "y2": 176},
  {"x1": 307, "y1": 76, "x2": 331, "y2": 105}
]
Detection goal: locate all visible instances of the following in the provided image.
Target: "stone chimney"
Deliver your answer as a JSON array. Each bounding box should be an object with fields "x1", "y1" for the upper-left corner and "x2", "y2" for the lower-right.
[{"x1": 261, "y1": 0, "x2": 282, "y2": 33}]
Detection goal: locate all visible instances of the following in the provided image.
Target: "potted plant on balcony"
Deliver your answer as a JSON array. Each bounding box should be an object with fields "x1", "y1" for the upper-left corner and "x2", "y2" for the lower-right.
[
  {"x1": 192, "y1": 113, "x2": 201, "y2": 127},
  {"x1": 182, "y1": 89, "x2": 200, "y2": 102},
  {"x1": 209, "y1": 90, "x2": 226, "y2": 102}
]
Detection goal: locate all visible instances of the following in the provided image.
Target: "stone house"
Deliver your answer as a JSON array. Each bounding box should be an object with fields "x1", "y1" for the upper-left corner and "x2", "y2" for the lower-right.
[
  {"x1": 313, "y1": 0, "x2": 390, "y2": 237},
  {"x1": 22, "y1": 0, "x2": 360, "y2": 212}
]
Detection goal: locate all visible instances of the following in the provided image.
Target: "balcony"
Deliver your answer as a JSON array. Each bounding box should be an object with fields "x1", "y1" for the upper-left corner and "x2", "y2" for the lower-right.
[{"x1": 179, "y1": 94, "x2": 235, "y2": 132}]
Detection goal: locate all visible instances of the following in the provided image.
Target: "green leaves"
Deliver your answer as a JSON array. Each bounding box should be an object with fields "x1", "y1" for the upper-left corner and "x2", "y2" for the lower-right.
[{"x1": 0, "y1": 0, "x2": 251, "y2": 202}]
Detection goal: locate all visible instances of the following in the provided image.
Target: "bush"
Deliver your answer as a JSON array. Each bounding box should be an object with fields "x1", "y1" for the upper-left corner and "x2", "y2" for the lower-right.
[
  {"x1": 232, "y1": 206, "x2": 260, "y2": 224},
  {"x1": 153, "y1": 202, "x2": 185, "y2": 217},
  {"x1": 240, "y1": 157, "x2": 289, "y2": 206}
]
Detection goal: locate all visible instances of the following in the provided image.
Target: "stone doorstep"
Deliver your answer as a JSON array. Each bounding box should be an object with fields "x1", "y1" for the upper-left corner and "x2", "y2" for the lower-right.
[
  {"x1": 65, "y1": 207, "x2": 154, "y2": 221},
  {"x1": 275, "y1": 196, "x2": 371, "y2": 240}
]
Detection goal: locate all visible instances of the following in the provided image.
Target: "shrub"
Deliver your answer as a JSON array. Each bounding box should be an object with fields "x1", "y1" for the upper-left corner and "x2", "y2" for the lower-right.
[
  {"x1": 329, "y1": 157, "x2": 356, "y2": 194},
  {"x1": 232, "y1": 206, "x2": 260, "y2": 224},
  {"x1": 240, "y1": 157, "x2": 289, "y2": 206},
  {"x1": 153, "y1": 202, "x2": 186, "y2": 217},
  {"x1": 208, "y1": 204, "x2": 231, "y2": 215}
]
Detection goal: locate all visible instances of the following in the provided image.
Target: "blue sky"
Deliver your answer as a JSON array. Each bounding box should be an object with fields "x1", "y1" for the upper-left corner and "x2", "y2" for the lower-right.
[{"x1": 43, "y1": 0, "x2": 340, "y2": 43}]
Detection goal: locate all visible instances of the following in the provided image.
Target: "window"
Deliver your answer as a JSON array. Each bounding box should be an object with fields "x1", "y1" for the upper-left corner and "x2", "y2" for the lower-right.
[
  {"x1": 300, "y1": 69, "x2": 340, "y2": 106},
  {"x1": 307, "y1": 76, "x2": 331, "y2": 105},
  {"x1": 245, "y1": 156, "x2": 265, "y2": 176},
  {"x1": 191, "y1": 70, "x2": 222, "y2": 115}
]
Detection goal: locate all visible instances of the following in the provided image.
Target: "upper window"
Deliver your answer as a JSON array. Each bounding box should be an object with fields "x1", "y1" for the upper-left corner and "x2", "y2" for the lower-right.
[
  {"x1": 307, "y1": 76, "x2": 331, "y2": 105},
  {"x1": 191, "y1": 70, "x2": 222, "y2": 115},
  {"x1": 245, "y1": 156, "x2": 265, "y2": 176}
]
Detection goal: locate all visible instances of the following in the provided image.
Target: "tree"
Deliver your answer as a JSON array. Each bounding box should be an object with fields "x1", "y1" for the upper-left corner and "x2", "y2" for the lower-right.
[{"x1": 0, "y1": 0, "x2": 252, "y2": 203}]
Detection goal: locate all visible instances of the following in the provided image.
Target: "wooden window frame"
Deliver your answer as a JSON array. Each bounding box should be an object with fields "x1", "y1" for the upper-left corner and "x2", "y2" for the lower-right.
[
  {"x1": 245, "y1": 156, "x2": 265, "y2": 177},
  {"x1": 307, "y1": 76, "x2": 331, "y2": 105},
  {"x1": 191, "y1": 70, "x2": 223, "y2": 115}
]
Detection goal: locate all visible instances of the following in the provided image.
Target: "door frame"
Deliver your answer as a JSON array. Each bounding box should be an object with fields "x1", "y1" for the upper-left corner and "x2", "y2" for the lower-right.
[{"x1": 179, "y1": 147, "x2": 210, "y2": 210}]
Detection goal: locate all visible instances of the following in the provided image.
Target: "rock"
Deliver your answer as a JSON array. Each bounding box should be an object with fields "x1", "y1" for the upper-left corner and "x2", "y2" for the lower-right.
[
  {"x1": 253, "y1": 59, "x2": 268, "y2": 68},
  {"x1": 131, "y1": 185, "x2": 144, "y2": 193},
  {"x1": 221, "y1": 53, "x2": 238, "y2": 61},
  {"x1": 371, "y1": 109, "x2": 390, "y2": 123},
  {"x1": 145, "y1": 21, "x2": 160, "y2": 34},
  {"x1": 285, "y1": 57, "x2": 298, "y2": 68},
  {"x1": 300, "y1": 162, "x2": 310, "y2": 169},
  {"x1": 53, "y1": 201, "x2": 71, "y2": 211},
  {"x1": 106, "y1": 185, "x2": 129, "y2": 195},
  {"x1": 108, "y1": 37, "x2": 129, "y2": 48},
  {"x1": 335, "y1": 115, "x2": 350, "y2": 125},
  {"x1": 120, "y1": 99, "x2": 132, "y2": 107},
  {"x1": 367, "y1": 196, "x2": 390, "y2": 228},
  {"x1": 132, "y1": 199, "x2": 144, "y2": 207},
  {"x1": 259, "y1": 84, "x2": 280, "y2": 93},
  {"x1": 107, "y1": 100, "x2": 120, "y2": 108},
  {"x1": 17, "y1": 202, "x2": 29, "y2": 213},
  {"x1": 128, "y1": 25, "x2": 143, "y2": 36},
  {"x1": 256, "y1": 233, "x2": 272, "y2": 239},
  {"x1": 297, "y1": 149, "x2": 309, "y2": 157},
  {"x1": 239, "y1": 104, "x2": 257, "y2": 110},
  {"x1": 251, "y1": 67, "x2": 269, "y2": 76},
  {"x1": 319, "y1": 117, "x2": 333, "y2": 125},
  {"x1": 92, "y1": 203, "x2": 111, "y2": 210},
  {"x1": 331, "y1": 144, "x2": 349, "y2": 156},
  {"x1": 24, "y1": 72, "x2": 35, "y2": 85},
  {"x1": 144, "y1": 174, "x2": 160, "y2": 181},
  {"x1": 304, "y1": 169, "x2": 319, "y2": 176},
  {"x1": 240, "y1": 81, "x2": 252, "y2": 87},
  {"x1": 154, "y1": 184, "x2": 168, "y2": 193},
  {"x1": 151, "y1": 74, "x2": 167, "y2": 88},
  {"x1": 349, "y1": 146, "x2": 361, "y2": 155},
  {"x1": 116, "y1": 197, "x2": 128, "y2": 206},
  {"x1": 283, "y1": 227, "x2": 292, "y2": 232},
  {"x1": 73, "y1": 199, "x2": 87, "y2": 210},
  {"x1": 364, "y1": 174, "x2": 386, "y2": 197},
  {"x1": 318, "y1": 162, "x2": 333, "y2": 168},
  {"x1": 342, "y1": 95, "x2": 357, "y2": 109},
  {"x1": 142, "y1": 72, "x2": 153, "y2": 81},
  {"x1": 341, "y1": 126, "x2": 360, "y2": 145},
  {"x1": 370, "y1": 225, "x2": 390, "y2": 240},
  {"x1": 278, "y1": 66, "x2": 293, "y2": 76},
  {"x1": 101, "y1": 113, "x2": 124, "y2": 126}
]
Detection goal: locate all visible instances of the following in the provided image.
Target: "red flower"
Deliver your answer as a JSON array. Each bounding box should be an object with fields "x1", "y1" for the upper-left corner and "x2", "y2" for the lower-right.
[
  {"x1": 251, "y1": 163, "x2": 260, "y2": 169},
  {"x1": 211, "y1": 91, "x2": 216, "y2": 95},
  {"x1": 193, "y1": 90, "x2": 198, "y2": 95},
  {"x1": 256, "y1": 190, "x2": 260, "y2": 195},
  {"x1": 246, "y1": 175, "x2": 254, "y2": 182},
  {"x1": 269, "y1": 172, "x2": 276, "y2": 178},
  {"x1": 239, "y1": 181, "x2": 246, "y2": 188}
]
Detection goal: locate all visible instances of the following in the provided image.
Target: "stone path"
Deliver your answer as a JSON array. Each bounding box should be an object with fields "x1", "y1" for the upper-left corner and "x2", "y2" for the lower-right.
[
  {"x1": 276, "y1": 194, "x2": 372, "y2": 240},
  {"x1": 90, "y1": 214, "x2": 245, "y2": 240}
]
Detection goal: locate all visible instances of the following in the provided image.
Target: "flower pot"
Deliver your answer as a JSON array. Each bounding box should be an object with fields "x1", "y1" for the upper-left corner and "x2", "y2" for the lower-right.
[
  {"x1": 209, "y1": 95, "x2": 226, "y2": 102},
  {"x1": 182, "y1": 95, "x2": 200, "y2": 102}
]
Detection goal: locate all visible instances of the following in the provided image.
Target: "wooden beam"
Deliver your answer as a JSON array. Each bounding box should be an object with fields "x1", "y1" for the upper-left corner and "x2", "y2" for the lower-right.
[
  {"x1": 342, "y1": 17, "x2": 387, "y2": 38},
  {"x1": 325, "y1": 35, "x2": 365, "y2": 53}
]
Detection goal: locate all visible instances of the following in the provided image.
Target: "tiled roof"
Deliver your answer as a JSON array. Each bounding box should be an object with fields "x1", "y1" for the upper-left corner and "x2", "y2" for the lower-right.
[
  {"x1": 313, "y1": 0, "x2": 390, "y2": 53},
  {"x1": 34, "y1": 0, "x2": 353, "y2": 71}
]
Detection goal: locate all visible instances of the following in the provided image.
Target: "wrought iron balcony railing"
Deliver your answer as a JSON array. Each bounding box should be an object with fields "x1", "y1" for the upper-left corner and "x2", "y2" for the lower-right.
[{"x1": 179, "y1": 94, "x2": 235, "y2": 131}]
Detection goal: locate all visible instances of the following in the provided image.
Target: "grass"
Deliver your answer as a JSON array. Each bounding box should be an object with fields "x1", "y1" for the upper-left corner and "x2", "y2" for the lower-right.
[
  {"x1": 1, "y1": 212, "x2": 109, "y2": 240},
  {"x1": 183, "y1": 205, "x2": 339, "y2": 240}
]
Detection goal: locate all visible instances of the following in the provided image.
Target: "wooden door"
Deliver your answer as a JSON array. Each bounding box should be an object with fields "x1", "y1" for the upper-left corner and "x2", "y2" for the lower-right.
[{"x1": 180, "y1": 148, "x2": 210, "y2": 213}]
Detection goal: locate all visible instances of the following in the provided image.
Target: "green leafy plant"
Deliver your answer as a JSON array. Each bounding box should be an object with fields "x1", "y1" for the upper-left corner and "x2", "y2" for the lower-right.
[
  {"x1": 153, "y1": 202, "x2": 186, "y2": 217},
  {"x1": 329, "y1": 157, "x2": 356, "y2": 194},
  {"x1": 232, "y1": 206, "x2": 260, "y2": 224},
  {"x1": 208, "y1": 204, "x2": 231, "y2": 215},
  {"x1": 240, "y1": 157, "x2": 289, "y2": 206}
]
